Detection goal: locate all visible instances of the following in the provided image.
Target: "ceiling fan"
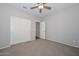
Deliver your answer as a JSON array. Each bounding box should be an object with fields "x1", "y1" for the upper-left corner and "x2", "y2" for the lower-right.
[{"x1": 30, "y1": 3, "x2": 52, "y2": 13}]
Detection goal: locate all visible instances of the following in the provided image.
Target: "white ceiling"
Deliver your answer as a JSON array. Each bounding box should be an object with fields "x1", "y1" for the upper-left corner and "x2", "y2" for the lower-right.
[{"x1": 7, "y1": 3, "x2": 78, "y2": 18}]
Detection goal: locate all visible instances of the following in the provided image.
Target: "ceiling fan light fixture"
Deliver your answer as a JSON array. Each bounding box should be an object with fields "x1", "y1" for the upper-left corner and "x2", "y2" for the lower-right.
[
  {"x1": 30, "y1": 3, "x2": 52, "y2": 13},
  {"x1": 38, "y1": 5, "x2": 44, "y2": 9}
]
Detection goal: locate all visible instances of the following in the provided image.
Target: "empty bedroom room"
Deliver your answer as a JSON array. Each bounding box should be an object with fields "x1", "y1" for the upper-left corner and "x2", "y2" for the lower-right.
[{"x1": 0, "y1": 3, "x2": 79, "y2": 56}]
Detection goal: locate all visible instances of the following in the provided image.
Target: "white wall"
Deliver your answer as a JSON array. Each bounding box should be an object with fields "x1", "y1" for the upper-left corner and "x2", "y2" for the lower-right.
[
  {"x1": 11, "y1": 16, "x2": 31, "y2": 45},
  {"x1": 44, "y1": 5, "x2": 79, "y2": 48},
  {"x1": 40, "y1": 21, "x2": 46, "y2": 39},
  {"x1": 0, "y1": 4, "x2": 40, "y2": 49}
]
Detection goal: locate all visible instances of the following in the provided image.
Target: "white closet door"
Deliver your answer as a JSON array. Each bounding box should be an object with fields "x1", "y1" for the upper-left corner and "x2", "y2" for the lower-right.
[
  {"x1": 40, "y1": 21, "x2": 46, "y2": 39},
  {"x1": 11, "y1": 16, "x2": 31, "y2": 45}
]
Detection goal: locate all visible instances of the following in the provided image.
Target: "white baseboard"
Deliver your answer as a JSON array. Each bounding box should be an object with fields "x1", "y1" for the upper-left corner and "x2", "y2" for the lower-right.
[
  {"x1": 11, "y1": 40, "x2": 33, "y2": 46},
  {"x1": 47, "y1": 39, "x2": 79, "y2": 48},
  {"x1": 0, "y1": 45, "x2": 10, "y2": 50},
  {"x1": 40, "y1": 38, "x2": 46, "y2": 40}
]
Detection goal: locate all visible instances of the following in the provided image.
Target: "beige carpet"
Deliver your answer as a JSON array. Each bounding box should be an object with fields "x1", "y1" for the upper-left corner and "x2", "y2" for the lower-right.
[{"x1": 0, "y1": 39, "x2": 79, "y2": 56}]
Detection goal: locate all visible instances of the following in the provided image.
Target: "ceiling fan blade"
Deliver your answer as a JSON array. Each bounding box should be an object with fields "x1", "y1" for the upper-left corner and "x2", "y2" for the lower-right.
[
  {"x1": 44, "y1": 6, "x2": 51, "y2": 10},
  {"x1": 23, "y1": 6, "x2": 27, "y2": 9},
  {"x1": 39, "y1": 9, "x2": 42, "y2": 13},
  {"x1": 30, "y1": 6, "x2": 38, "y2": 9}
]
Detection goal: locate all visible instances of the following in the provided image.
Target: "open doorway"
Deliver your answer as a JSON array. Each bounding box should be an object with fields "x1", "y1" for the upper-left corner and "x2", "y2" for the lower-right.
[
  {"x1": 35, "y1": 21, "x2": 46, "y2": 40},
  {"x1": 36, "y1": 22, "x2": 40, "y2": 40}
]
